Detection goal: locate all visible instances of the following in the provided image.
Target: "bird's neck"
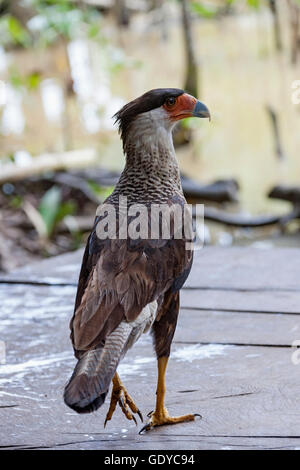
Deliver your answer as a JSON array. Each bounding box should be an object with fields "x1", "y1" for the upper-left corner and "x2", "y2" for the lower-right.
[{"x1": 112, "y1": 119, "x2": 183, "y2": 203}]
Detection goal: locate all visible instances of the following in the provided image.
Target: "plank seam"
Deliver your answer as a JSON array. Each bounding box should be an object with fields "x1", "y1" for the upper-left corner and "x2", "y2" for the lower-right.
[
  {"x1": 181, "y1": 306, "x2": 300, "y2": 315},
  {"x1": 173, "y1": 341, "x2": 293, "y2": 348}
]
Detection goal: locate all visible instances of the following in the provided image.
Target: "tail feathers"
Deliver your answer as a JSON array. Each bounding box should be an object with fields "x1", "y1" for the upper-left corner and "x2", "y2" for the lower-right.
[{"x1": 64, "y1": 322, "x2": 132, "y2": 414}]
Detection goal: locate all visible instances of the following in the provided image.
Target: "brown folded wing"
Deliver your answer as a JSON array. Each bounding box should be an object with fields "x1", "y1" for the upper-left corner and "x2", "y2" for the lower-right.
[{"x1": 70, "y1": 206, "x2": 193, "y2": 358}]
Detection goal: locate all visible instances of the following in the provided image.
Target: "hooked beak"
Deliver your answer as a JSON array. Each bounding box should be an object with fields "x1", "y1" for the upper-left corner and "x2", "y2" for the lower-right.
[
  {"x1": 192, "y1": 100, "x2": 211, "y2": 120},
  {"x1": 166, "y1": 93, "x2": 210, "y2": 122}
]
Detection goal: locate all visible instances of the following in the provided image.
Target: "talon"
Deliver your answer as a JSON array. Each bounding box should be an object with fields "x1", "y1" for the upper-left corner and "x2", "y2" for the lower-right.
[
  {"x1": 194, "y1": 413, "x2": 202, "y2": 419},
  {"x1": 147, "y1": 410, "x2": 153, "y2": 418},
  {"x1": 104, "y1": 373, "x2": 142, "y2": 427},
  {"x1": 137, "y1": 409, "x2": 143, "y2": 422},
  {"x1": 139, "y1": 423, "x2": 152, "y2": 434},
  {"x1": 119, "y1": 397, "x2": 126, "y2": 413}
]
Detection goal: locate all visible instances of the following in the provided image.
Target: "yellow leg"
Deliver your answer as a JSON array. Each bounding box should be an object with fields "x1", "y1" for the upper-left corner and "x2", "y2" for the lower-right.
[
  {"x1": 104, "y1": 373, "x2": 143, "y2": 427},
  {"x1": 140, "y1": 357, "x2": 201, "y2": 433}
]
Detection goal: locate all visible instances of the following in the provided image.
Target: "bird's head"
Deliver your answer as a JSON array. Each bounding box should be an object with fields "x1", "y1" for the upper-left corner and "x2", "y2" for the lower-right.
[{"x1": 114, "y1": 88, "x2": 210, "y2": 150}]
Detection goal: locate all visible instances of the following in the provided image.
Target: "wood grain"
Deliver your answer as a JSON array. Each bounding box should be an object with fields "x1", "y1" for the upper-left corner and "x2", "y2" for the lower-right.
[{"x1": 1, "y1": 246, "x2": 300, "y2": 450}]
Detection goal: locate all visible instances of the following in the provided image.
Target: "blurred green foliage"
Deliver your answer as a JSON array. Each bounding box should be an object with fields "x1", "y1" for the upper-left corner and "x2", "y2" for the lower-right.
[
  {"x1": 246, "y1": 0, "x2": 260, "y2": 8},
  {"x1": 190, "y1": 2, "x2": 218, "y2": 18},
  {"x1": 9, "y1": 194, "x2": 23, "y2": 209},
  {"x1": 9, "y1": 67, "x2": 42, "y2": 91},
  {"x1": 87, "y1": 181, "x2": 114, "y2": 202},
  {"x1": 190, "y1": 0, "x2": 262, "y2": 19},
  {"x1": 32, "y1": 0, "x2": 103, "y2": 46},
  {"x1": 0, "y1": 0, "x2": 103, "y2": 48},
  {"x1": 0, "y1": 0, "x2": 137, "y2": 94},
  {"x1": 0, "y1": 14, "x2": 31, "y2": 47},
  {"x1": 38, "y1": 185, "x2": 76, "y2": 238}
]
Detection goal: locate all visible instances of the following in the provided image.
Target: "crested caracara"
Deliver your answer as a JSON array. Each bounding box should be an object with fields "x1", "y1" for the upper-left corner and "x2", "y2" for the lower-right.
[{"x1": 64, "y1": 88, "x2": 210, "y2": 431}]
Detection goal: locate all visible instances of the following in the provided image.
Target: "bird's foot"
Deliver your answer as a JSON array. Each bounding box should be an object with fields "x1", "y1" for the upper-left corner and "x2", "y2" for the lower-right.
[
  {"x1": 104, "y1": 384, "x2": 143, "y2": 427},
  {"x1": 139, "y1": 407, "x2": 201, "y2": 434}
]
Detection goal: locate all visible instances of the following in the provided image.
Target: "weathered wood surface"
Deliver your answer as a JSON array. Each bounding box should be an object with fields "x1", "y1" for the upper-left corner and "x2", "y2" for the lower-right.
[
  {"x1": 3, "y1": 246, "x2": 300, "y2": 290},
  {"x1": 1, "y1": 247, "x2": 300, "y2": 450}
]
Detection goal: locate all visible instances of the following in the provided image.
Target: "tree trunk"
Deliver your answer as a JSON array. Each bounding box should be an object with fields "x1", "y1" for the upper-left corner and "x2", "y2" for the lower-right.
[
  {"x1": 114, "y1": 0, "x2": 130, "y2": 27},
  {"x1": 268, "y1": 0, "x2": 282, "y2": 52},
  {"x1": 265, "y1": 105, "x2": 285, "y2": 160},
  {"x1": 182, "y1": 0, "x2": 199, "y2": 98},
  {"x1": 174, "y1": 0, "x2": 200, "y2": 147},
  {"x1": 287, "y1": 0, "x2": 300, "y2": 65}
]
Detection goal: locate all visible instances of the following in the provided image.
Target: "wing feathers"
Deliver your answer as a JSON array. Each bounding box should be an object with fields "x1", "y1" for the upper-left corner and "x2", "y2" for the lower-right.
[{"x1": 70, "y1": 199, "x2": 193, "y2": 356}]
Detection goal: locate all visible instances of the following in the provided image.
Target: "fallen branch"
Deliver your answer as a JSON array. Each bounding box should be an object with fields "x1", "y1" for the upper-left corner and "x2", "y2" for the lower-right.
[
  {"x1": 0, "y1": 149, "x2": 98, "y2": 184},
  {"x1": 182, "y1": 177, "x2": 239, "y2": 203},
  {"x1": 10, "y1": 168, "x2": 239, "y2": 205},
  {"x1": 58, "y1": 171, "x2": 239, "y2": 204},
  {"x1": 12, "y1": 205, "x2": 300, "y2": 235},
  {"x1": 197, "y1": 184, "x2": 300, "y2": 228},
  {"x1": 60, "y1": 206, "x2": 300, "y2": 231},
  {"x1": 202, "y1": 207, "x2": 282, "y2": 227},
  {"x1": 268, "y1": 185, "x2": 300, "y2": 204}
]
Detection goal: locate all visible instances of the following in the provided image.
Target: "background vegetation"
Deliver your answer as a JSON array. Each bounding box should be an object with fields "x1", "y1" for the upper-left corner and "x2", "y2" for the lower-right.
[{"x1": 0, "y1": 0, "x2": 300, "y2": 270}]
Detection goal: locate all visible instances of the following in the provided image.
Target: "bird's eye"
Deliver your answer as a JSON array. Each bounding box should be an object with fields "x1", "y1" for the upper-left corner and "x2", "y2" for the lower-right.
[{"x1": 165, "y1": 97, "x2": 176, "y2": 107}]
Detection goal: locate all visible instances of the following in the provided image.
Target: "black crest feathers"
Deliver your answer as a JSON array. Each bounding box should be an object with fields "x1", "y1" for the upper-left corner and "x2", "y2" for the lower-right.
[{"x1": 113, "y1": 88, "x2": 184, "y2": 144}]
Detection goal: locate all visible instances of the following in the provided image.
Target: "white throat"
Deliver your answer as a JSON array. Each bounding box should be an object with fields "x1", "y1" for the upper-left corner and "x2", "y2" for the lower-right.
[
  {"x1": 112, "y1": 107, "x2": 183, "y2": 202},
  {"x1": 124, "y1": 108, "x2": 176, "y2": 157}
]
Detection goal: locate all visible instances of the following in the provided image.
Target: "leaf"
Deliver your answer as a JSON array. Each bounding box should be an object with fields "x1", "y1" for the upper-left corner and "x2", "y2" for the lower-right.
[
  {"x1": 37, "y1": 186, "x2": 77, "y2": 238},
  {"x1": 9, "y1": 68, "x2": 24, "y2": 89},
  {"x1": 7, "y1": 16, "x2": 31, "y2": 47},
  {"x1": 55, "y1": 200, "x2": 77, "y2": 224},
  {"x1": 181, "y1": 117, "x2": 202, "y2": 130},
  {"x1": 25, "y1": 72, "x2": 42, "y2": 91},
  {"x1": 88, "y1": 23, "x2": 101, "y2": 39},
  {"x1": 87, "y1": 181, "x2": 114, "y2": 201},
  {"x1": 24, "y1": 200, "x2": 48, "y2": 240},
  {"x1": 38, "y1": 185, "x2": 62, "y2": 237},
  {"x1": 190, "y1": 2, "x2": 217, "y2": 18},
  {"x1": 8, "y1": 68, "x2": 42, "y2": 92},
  {"x1": 247, "y1": 0, "x2": 260, "y2": 9},
  {"x1": 9, "y1": 195, "x2": 23, "y2": 209}
]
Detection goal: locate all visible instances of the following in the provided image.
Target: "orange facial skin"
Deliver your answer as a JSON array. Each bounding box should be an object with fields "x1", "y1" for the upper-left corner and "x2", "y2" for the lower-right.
[{"x1": 163, "y1": 93, "x2": 197, "y2": 121}]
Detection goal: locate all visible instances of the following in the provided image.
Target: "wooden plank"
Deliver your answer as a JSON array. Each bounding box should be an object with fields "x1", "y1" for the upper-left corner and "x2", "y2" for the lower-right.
[
  {"x1": 1, "y1": 283, "x2": 300, "y2": 449},
  {"x1": 2, "y1": 340, "x2": 300, "y2": 447},
  {"x1": 181, "y1": 289, "x2": 300, "y2": 314},
  {"x1": 3, "y1": 436, "x2": 300, "y2": 451},
  {"x1": 50, "y1": 436, "x2": 300, "y2": 451},
  {"x1": 3, "y1": 247, "x2": 300, "y2": 294},
  {"x1": 188, "y1": 247, "x2": 300, "y2": 291},
  {"x1": 0, "y1": 249, "x2": 83, "y2": 285},
  {"x1": 1, "y1": 284, "x2": 298, "y2": 349},
  {"x1": 175, "y1": 309, "x2": 300, "y2": 346}
]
